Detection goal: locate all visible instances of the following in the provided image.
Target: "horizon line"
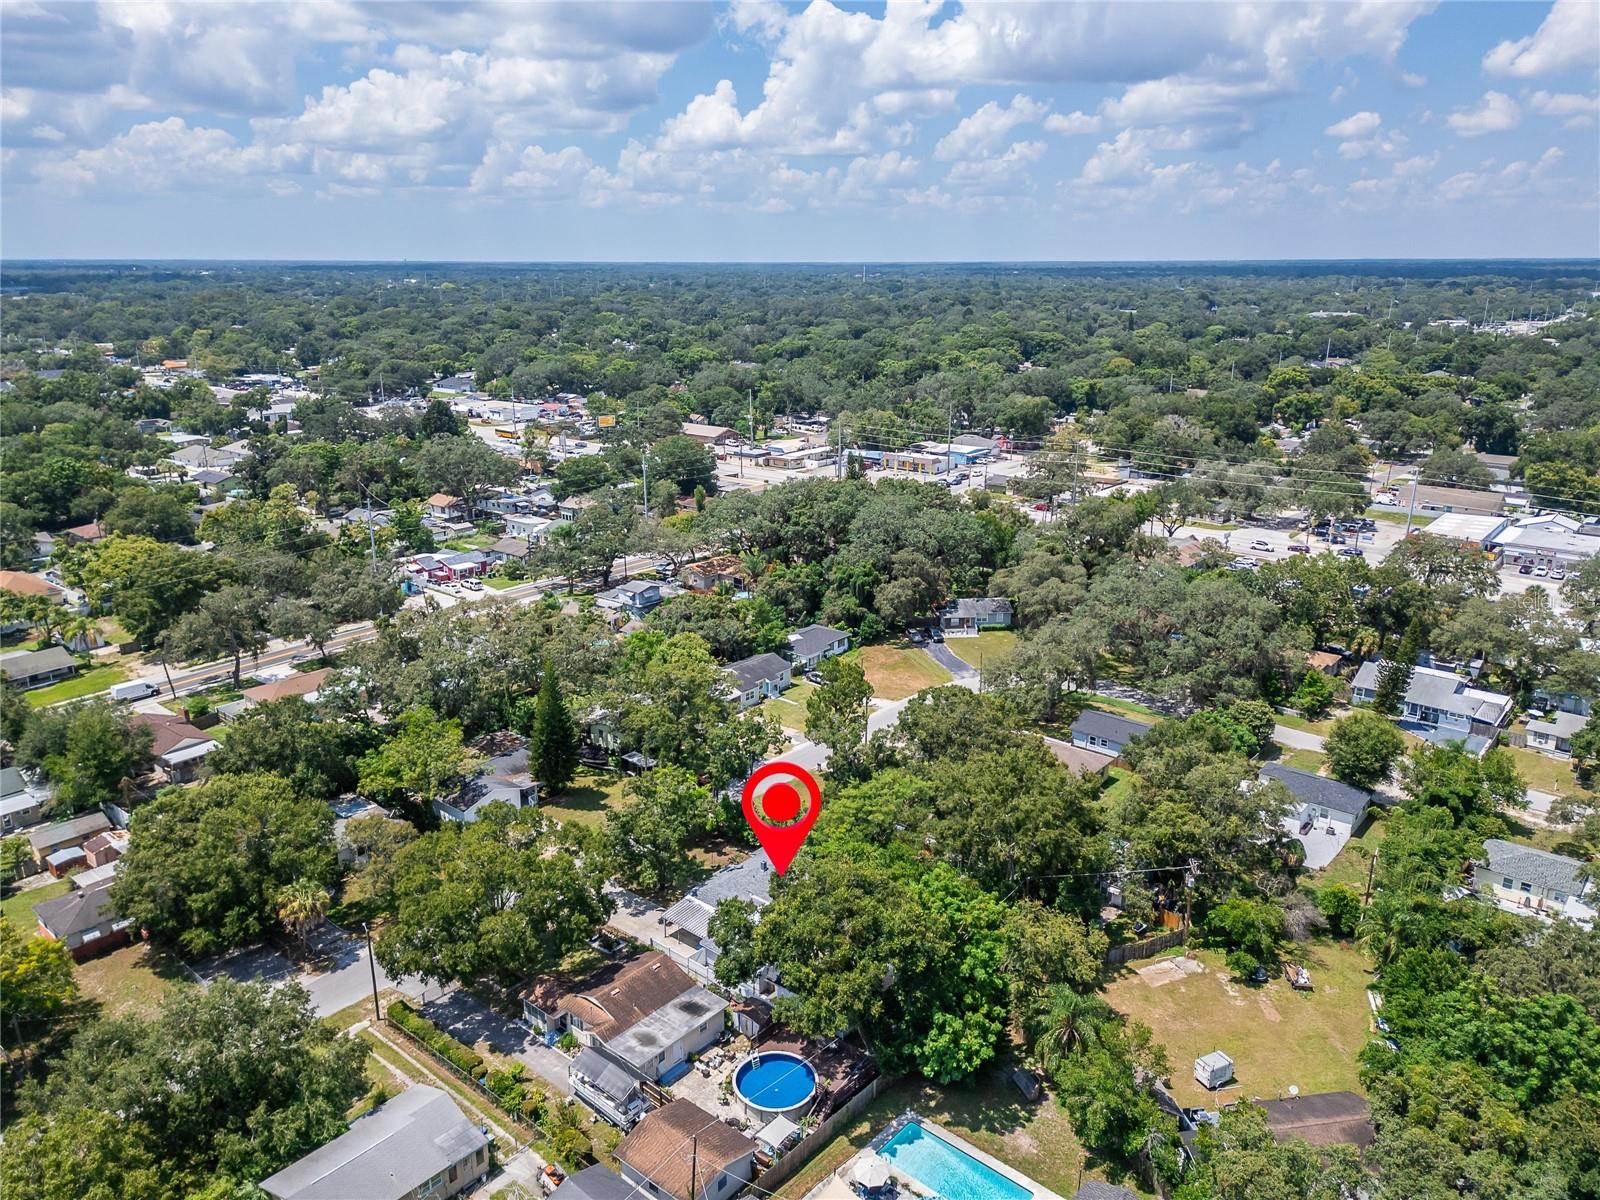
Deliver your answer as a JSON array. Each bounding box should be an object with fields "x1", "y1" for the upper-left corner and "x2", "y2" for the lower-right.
[{"x1": 3, "y1": 256, "x2": 1599, "y2": 269}]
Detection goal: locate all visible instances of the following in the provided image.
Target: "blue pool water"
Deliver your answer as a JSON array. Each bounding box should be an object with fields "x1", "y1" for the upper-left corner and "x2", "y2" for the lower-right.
[
  {"x1": 879, "y1": 1122, "x2": 1033, "y2": 1200},
  {"x1": 734, "y1": 1052, "x2": 817, "y2": 1109}
]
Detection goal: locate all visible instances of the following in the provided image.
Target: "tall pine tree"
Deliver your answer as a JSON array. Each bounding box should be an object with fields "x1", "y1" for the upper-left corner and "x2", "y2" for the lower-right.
[
  {"x1": 530, "y1": 663, "x2": 578, "y2": 794},
  {"x1": 1372, "y1": 616, "x2": 1424, "y2": 717}
]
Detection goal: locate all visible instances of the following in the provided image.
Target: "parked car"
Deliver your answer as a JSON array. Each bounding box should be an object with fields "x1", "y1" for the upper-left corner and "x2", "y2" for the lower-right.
[
  {"x1": 1031, "y1": 501, "x2": 1051, "y2": 511},
  {"x1": 907, "y1": 628, "x2": 928, "y2": 644},
  {"x1": 1552, "y1": 568, "x2": 1567, "y2": 581},
  {"x1": 1330, "y1": 533, "x2": 1347, "y2": 544},
  {"x1": 462, "y1": 578, "x2": 483, "y2": 591},
  {"x1": 805, "y1": 670, "x2": 825, "y2": 685},
  {"x1": 929, "y1": 627, "x2": 945, "y2": 642},
  {"x1": 1338, "y1": 547, "x2": 1364, "y2": 558},
  {"x1": 1518, "y1": 563, "x2": 1535, "y2": 575}
]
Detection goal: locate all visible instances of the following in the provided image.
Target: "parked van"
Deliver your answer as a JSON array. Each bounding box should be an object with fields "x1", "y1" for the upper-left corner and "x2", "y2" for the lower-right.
[{"x1": 109, "y1": 680, "x2": 160, "y2": 702}]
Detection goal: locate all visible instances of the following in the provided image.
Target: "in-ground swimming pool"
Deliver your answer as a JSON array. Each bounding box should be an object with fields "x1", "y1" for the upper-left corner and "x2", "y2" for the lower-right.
[
  {"x1": 879, "y1": 1120, "x2": 1034, "y2": 1200},
  {"x1": 732, "y1": 1051, "x2": 818, "y2": 1122}
]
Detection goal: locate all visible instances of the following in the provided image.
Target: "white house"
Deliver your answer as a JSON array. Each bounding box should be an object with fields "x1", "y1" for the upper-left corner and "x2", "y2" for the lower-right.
[
  {"x1": 722, "y1": 653, "x2": 792, "y2": 709},
  {"x1": 785, "y1": 624, "x2": 849, "y2": 670},
  {"x1": 1526, "y1": 710, "x2": 1588, "y2": 758},
  {"x1": 424, "y1": 493, "x2": 467, "y2": 522},
  {"x1": 1261, "y1": 763, "x2": 1374, "y2": 870},
  {"x1": 1349, "y1": 662, "x2": 1513, "y2": 751},
  {"x1": 1475, "y1": 839, "x2": 1595, "y2": 926}
]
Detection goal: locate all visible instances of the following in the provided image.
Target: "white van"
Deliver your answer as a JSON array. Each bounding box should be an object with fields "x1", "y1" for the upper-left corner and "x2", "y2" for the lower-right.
[{"x1": 109, "y1": 680, "x2": 160, "y2": 702}]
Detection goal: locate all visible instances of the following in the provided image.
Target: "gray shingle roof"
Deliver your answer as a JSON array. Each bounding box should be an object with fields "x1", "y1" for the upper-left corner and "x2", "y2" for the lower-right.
[
  {"x1": 0, "y1": 646, "x2": 78, "y2": 681},
  {"x1": 724, "y1": 652, "x2": 792, "y2": 693},
  {"x1": 1070, "y1": 709, "x2": 1155, "y2": 748},
  {"x1": 1072, "y1": 1185, "x2": 1139, "y2": 1200},
  {"x1": 1259, "y1": 763, "x2": 1372, "y2": 821},
  {"x1": 27, "y1": 812, "x2": 112, "y2": 852},
  {"x1": 661, "y1": 854, "x2": 775, "y2": 941},
  {"x1": 34, "y1": 879, "x2": 120, "y2": 939},
  {"x1": 1482, "y1": 839, "x2": 1587, "y2": 895},
  {"x1": 949, "y1": 597, "x2": 1013, "y2": 622},
  {"x1": 553, "y1": 1166, "x2": 637, "y2": 1200},
  {"x1": 259, "y1": 1085, "x2": 486, "y2": 1200},
  {"x1": 788, "y1": 624, "x2": 848, "y2": 658}
]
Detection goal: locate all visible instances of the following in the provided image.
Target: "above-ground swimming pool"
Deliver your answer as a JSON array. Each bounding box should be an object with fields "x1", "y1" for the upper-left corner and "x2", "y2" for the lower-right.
[
  {"x1": 879, "y1": 1120, "x2": 1034, "y2": 1200},
  {"x1": 732, "y1": 1051, "x2": 819, "y2": 1123}
]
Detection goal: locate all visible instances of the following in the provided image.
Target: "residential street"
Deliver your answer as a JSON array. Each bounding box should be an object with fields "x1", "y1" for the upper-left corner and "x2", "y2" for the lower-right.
[{"x1": 297, "y1": 921, "x2": 430, "y2": 1017}]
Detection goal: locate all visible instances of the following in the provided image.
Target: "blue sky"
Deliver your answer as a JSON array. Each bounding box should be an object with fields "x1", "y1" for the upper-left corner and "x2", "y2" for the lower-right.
[{"x1": 2, "y1": 1, "x2": 1596, "y2": 261}]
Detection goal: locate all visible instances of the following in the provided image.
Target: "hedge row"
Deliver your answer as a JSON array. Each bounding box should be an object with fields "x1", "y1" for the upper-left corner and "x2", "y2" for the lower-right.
[{"x1": 388, "y1": 1000, "x2": 487, "y2": 1080}]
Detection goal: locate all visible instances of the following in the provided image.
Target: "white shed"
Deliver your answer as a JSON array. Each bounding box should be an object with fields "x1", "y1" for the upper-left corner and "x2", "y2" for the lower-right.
[{"x1": 1195, "y1": 1050, "x2": 1235, "y2": 1089}]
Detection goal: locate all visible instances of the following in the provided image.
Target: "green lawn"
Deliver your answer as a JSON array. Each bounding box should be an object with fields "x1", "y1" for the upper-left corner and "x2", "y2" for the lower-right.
[
  {"x1": 1105, "y1": 941, "x2": 1376, "y2": 1109},
  {"x1": 24, "y1": 663, "x2": 129, "y2": 707},
  {"x1": 75, "y1": 943, "x2": 183, "y2": 1017},
  {"x1": 760, "y1": 680, "x2": 817, "y2": 732},
  {"x1": 1100, "y1": 767, "x2": 1137, "y2": 807},
  {"x1": 1274, "y1": 746, "x2": 1328, "y2": 773},
  {"x1": 443, "y1": 533, "x2": 497, "y2": 551},
  {"x1": 774, "y1": 1067, "x2": 1139, "y2": 1200},
  {"x1": 484, "y1": 575, "x2": 522, "y2": 590},
  {"x1": 943, "y1": 630, "x2": 1019, "y2": 670},
  {"x1": 1313, "y1": 813, "x2": 1388, "y2": 891},
  {"x1": 844, "y1": 644, "x2": 952, "y2": 700},
  {"x1": 1501, "y1": 744, "x2": 1592, "y2": 800},
  {"x1": 1085, "y1": 693, "x2": 1164, "y2": 720},
  {"x1": 1, "y1": 877, "x2": 70, "y2": 933},
  {"x1": 539, "y1": 771, "x2": 629, "y2": 829},
  {"x1": 1272, "y1": 711, "x2": 1337, "y2": 737}
]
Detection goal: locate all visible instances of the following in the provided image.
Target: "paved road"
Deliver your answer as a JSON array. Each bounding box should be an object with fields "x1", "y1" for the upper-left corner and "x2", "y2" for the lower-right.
[
  {"x1": 923, "y1": 641, "x2": 978, "y2": 680},
  {"x1": 1273, "y1": 724, "x2": 1327, "y2": 752},
  {"x1": 423, "y1": 988, "x2": 572, "y2": 1095}
]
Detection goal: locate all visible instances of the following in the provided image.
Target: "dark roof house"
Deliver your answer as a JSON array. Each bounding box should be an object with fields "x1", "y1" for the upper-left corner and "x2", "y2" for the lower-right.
[
  {"x1": 553, "y1": 1166, "x2": 638, "y2": 1200},
  {"x1": 1258, "y1": 763, "x2": 1374, "y2": 822},
  {"x1": 1069, "y1": 709, "x2": 1155, "y2": 756},
  {"x1": 615, "y1": 1099, "x2": 754, "y2": 1200}
]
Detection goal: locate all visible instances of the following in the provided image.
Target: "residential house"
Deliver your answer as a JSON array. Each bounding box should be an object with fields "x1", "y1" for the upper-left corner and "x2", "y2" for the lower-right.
[
  {"x1": 681, "y1": 555, "x2": 749, "y2": 593},
  {"x1": 238, "y1": 668, "x2": 332, "y2": 709},
  {"x1": 472, "y1": 487, "x2": 535, "y2": 519},
  {"x1": 135, "y1": 712, "x2": 220, "y2": 783},
  {"x1": 330, "y1": 795, "x2": 400, "y2": 865},
  {"x1": 615, "y1": 1099, "x2": 754, "y2": 1200},
  {"x1": 0, "y1": 766, "x2": 51, "y2": 833},
  {"x1": 485, "y1": 536, "x2": 530, "y2": 564},
  {"x1": 1069, "y1": 709, "x2": 1155, "y2": 759},
  {"x1": 681, "y1": 422, "x2": 741, "y2": 447},
  {"x1": 552, "y1": 1166, "x2": 638, "y2": 1200},
  {"x1": 520, "y1": 952, "x2": 727, "y2": 1086},
  {"x1": 723, "y1": 653, "x2": 792, "y2": 710},
  {"x1": 27, "y1": 812, "x2": 113, "y2": 868},
  {"x1": 1349, "y1": 662, "x2": 1513, "y2": 750},
  {"x1": 558, "y1": 495, "x2": 597, "y2": 522},
  {"x1": 259, "y1": 1084, "x2": 489, "y2": 1200},
  {"x1": 0, "y1": 569, "x2": 73, "y2": 628},
  {"x1": 1042, "y1": 737, "x2": 1117, "y2": 777},
  {"x1": 424, "y1": 493, "x2": 467, "y2": 522},
  {"x1": 1475, "y1": 839, "x2": 1596, "y2": 925},
  {"x1": 595, "y1": 579, "x2": 675, "y2": 619},
  {"x1": 658, "y1": 855, "x2": 778, "y2": 987},
  {"x1": 34, "y1": 878, "x2": 135, "y2": 961},
  {"x1": 341, "y1": 506, "x2": 394, "y2": 531},
  {"x1": 0, "y1": 646, "x2": 79, "y2": 690},
  {"x1": 505, "y1": 513, "x2": 561, "y2": 542},
  {"x1": 1533, "y1": 687, "x2": 1592, "y2": 719},
  {"x1": 1258, "y1": 1091, "x2": 1375, "y2": 1150},
  {"x1": 569, "y1": 1045, "x2": 650, "y2": 1129},
  {"x1": 60, "y1": 522, "x2": 105, "y2": 544},
  {"x1": 1302, "y1": 649, "x2": 1344, "y2": 676},
  {"x1": 1526, "y1": 710, "x2": 1588, "y2": 758},
  {"x1": 1260, "y1": 763, "x2": 1374, "y2": 870},
  {"x1": 785, "y1": 624, "x2": 849, "y2": 670},
  {"x1": 938, "y1": 597, "x2": 1014, "y2": 637},
  {"x1": 1487, "y1": 512, "x2": 1600, "y2": 568},
  {"x1": 168, "y1": 443, "x2": 244, "y2": 473},
  {"x1": 435, "y1": 734, "x2": 539, "y2": 823},
  {"x1": 409, "y1": 551, "x2": 489, "y2": 583}
]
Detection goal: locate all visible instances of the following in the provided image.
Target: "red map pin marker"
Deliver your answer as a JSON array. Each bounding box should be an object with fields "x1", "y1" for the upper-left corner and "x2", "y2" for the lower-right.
[{"x1": 741, "y1": 761, "x2": 822, "y2": 876}]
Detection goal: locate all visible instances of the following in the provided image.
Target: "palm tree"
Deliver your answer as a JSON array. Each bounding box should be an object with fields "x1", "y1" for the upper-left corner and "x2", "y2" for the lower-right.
[
  {"x1": 60, "y1": 614, "x2": 99, "y2": 653},
  {"x1": 1349, "y1": 626, "x2": 1382, "y2": 660},
  {"x1": 1028, "y1": 985, "x2": 1116, "y2": 1073},
  {"x1": 275, "y1": 878, "x2": 329, "y2": 955}
]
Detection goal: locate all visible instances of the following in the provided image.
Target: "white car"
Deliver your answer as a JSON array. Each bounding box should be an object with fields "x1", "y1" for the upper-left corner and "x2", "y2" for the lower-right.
[
  {"x1": 1249, "y1": 539, "x2": 1273, "y2": 552},
  {"x1": 462, "y1": 578, "x2": 483, "y2": 591},
  {"x1": 1533, "y1": 564, "x2": 1550, "y2": 578}
]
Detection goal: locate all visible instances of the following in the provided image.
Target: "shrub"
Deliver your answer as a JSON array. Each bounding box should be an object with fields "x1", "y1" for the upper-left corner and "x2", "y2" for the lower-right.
[
  {"x1": 1288, "y1": 669, "x2": 1335, "y2": 720},
  {"x1": 1325, "y1": 711, "x2": 1405, "y2": 789},
  {"x1": 387, "y1": 1000, "x2": 487, "y2": 1079},
  {"x1": 1315, "y1": 883, "x2": 1364, "y2": 937}
]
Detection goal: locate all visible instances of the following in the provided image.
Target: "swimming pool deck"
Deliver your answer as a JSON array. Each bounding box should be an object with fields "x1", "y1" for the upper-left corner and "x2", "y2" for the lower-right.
[{"x1": 801, "y1": 1114, "x2": 1065, "y2": 1200}]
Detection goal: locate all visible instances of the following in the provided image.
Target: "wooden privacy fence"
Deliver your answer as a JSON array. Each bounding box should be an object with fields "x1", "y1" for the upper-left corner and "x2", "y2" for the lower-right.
[
  {"x1": 1104, "y1": 928, "x2": 1187, "y2": 966},
  {"x1": 752, "y1": 1075, "x2": 887, "y2": 1193}
]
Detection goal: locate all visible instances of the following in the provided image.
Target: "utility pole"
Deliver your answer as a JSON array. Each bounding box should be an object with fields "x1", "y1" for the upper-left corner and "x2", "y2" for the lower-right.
[
  {"x1": 944, "y1": 406, "x2": 955, "y2": 477},
  {"x1": 689, "y1": 1134, "x2": 699, "y2": 1200},
  {"x1": 1402, "y1": 477, "x2": 1418, "y2": 537},
  {"x1": 363, "y1": 922, "x2": 381, "y2": 1023},
  {"x1": 1363, "y1": 849, "x2": 1380, "y2": 906},
  {"x1": 641, "y1": 455, "x2": 650, "y2": 513},
  {"x1": 1183, "y1": 858, "x2": 1200, "y2": 956}
]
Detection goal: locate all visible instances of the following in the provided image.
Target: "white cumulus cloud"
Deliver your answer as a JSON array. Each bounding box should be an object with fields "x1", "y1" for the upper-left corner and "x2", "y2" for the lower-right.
[
  {"x1": 1482, "y1": 0, "x2": 1600, "y2": 78},
  {"x1": 1446, "y1": 91, "x2": 1522, "y2": 137}
]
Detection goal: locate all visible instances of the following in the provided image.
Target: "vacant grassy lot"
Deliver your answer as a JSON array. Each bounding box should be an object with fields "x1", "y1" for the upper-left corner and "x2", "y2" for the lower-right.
[
  {"x1": 943, "y1": 630, "x2": 1019, "y2": 670},
  {"x1": 539, "y1": 771, "x2": 628, "y2": 829},
  {"x1": 25, "y1": 663, "x2": 128, "y2": 706},
  {"x1": 1268, "y1": 745, "x2": 1328, "y2": 774},
  {"x1": 76, "y1": 944, "x2": 182, "y2": 1017},
  {"x1": 1502, "y1": 744, "x2": 1592, "y2": 800},
  {"x1": 846, "y1": 645, "x2": 951, "y2": 700},
  {"x1": 1106, "y1": 942, "x2": 1375, "y2": 1108},
  {"x1": 1085, "y1": 693, "x2": 1163, "y2": 720},
  {"x1": 1271, "y1": 711, "x2": 1338, "y2": 737},
  {"x1": 1, "y1": 877, "x2": 70, "y2": 933},
  {"x1": 774, "y1": 1065, "x2": 1146, "y2": 1200}
]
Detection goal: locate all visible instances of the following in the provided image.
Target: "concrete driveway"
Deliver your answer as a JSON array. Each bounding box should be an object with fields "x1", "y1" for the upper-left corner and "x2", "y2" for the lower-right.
[{"x1": 923, "y1": 640, "x2": 977, "y2": 680}]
